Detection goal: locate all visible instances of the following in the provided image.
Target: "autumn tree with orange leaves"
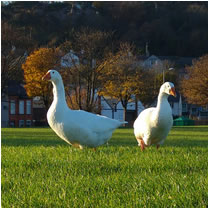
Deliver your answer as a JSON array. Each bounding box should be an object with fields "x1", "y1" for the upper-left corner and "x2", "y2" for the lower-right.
[
  {"x1": 22, "y1": 48, "x2": 61, "y2": 109},
  {"x1": 181, "y1": 54, "x2": 208, "y2": 106},
  {"x1": 98, "y1": 43, "x2": 148, "y2": 121}
]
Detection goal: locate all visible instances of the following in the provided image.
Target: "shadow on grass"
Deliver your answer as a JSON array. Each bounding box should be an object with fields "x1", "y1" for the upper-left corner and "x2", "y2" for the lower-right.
[
  {"x1": 3, "y1": 137, "x2": 208, "y2": 148},
  {"x1": 165, "y1": 139, "x2": 208, "y2": 148},
  {"x1": 1, "y1": 138, "x2": 67, "y2": 147},
  {"x1": 109, "y1": 135, "x2": 208, "y2": 148},
  {"x1": 2, "y1": 137, "x2": 137, "y2": 148},
  {"x1": 2, "y1": 137, "x2": 208, "y2": 148},
  {"x1": 109, "y1": 136, "x2": 138, "y2": 147},
  {"x1": 110, "y1": 139, "x2": 208, "y2": 148},
  {"x1": 172, "y1": 126, "x2": 208, "y2": 132}
]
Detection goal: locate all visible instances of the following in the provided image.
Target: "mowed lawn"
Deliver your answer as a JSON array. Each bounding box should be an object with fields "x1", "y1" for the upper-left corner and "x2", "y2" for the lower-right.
[{"x1": 1, "y1": 126, "x2": 208, "y2": 208}]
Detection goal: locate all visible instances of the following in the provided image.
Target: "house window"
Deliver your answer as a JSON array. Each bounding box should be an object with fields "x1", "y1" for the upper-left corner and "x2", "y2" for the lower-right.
[
  {"x1": 26, "y1": 120, "x2": 32, "y2": 127},
  {"x1": 10, "y1": 120, "x2": 15, "y2": 127},
  {"x1": 19, "y1": 120, "x2": 24, "y2": 127},
  {"x1": 26, "y1": 100, "x2": 31, "y2": 115},
  {"x1": 150, "y1": 59, "x2": 155, "y2": 65},
  {"x1": 10, "y1": 100, "x2": 16, "y2": 114},
  {"x1": 182, "y1": 104, "x2": 187, "y2": 112},
  {"x1": 19, "y1": 100, "x2": 24, "y2": 114}
]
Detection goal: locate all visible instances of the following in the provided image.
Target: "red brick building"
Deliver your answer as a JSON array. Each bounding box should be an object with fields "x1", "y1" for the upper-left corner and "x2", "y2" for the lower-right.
[{"x1": 7, "y1": 81, "x2": 33, "y2": 127}]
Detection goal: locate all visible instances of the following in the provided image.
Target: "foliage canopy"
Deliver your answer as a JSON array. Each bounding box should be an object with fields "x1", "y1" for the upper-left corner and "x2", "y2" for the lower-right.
[
  {"x1": 2, "y1": 1, "x2": 208, "y2": 57},
  {"x1": 22, "y1": 48, "x2": 61, "y2": 108},
  {"x1": 181, "y1": 54, "x2": 208, "y2": 106}
]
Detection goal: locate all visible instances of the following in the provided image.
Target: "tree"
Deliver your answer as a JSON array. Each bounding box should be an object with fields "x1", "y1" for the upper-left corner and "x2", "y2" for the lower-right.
[
  {"x1": 1, "y1": 22, "x2": 30, "y2": 96},
  {"x1": 181, "y1": 54, "x2": 208, "y2": 106},
  {"x1": 1, "y1": 50, "x2": 25, "y2": 96},
  {"x1": 98, "y1": 43, "x2": 145, "y2": 120},
  {"x1": 3, "y1": 1, "x2": 208, "y2": 57},
  {"x1": 59, "y1": 28, "x2": 113, "y2": 112},
  {"x1": 22, "y1": 48, "x2": 61, "y2": 109}
]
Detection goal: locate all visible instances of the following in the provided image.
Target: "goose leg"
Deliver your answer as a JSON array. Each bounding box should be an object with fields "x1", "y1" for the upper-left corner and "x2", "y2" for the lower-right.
[
  {"x1": 137, "y1": 138, "x2": 146, "y2": 151},
  {"x1": 140, "y1": 140, "x2": 146, "y2": 151},
  {"x1": 156, "y1": 144, "x2": 160, "y2": 149}
]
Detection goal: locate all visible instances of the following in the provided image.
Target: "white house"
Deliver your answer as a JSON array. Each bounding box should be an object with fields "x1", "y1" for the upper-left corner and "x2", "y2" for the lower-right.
[
  {"x1": 140, "y1": 55, "x2": 164, "y2": 70},
  {"x1": 100, "y1": 96, "x2": 144, "y2": 123},
  {"x1": 61, "y1": 50, "x2": 80, "y2": 68}
]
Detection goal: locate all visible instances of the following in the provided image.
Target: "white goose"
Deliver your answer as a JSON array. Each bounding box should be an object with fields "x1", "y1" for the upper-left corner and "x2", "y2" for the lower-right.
[
  {"x1": 42, "y1": 70, "x2": 126, "y2": 149},
  {"x1": 133, "y1": 82, "x2": 176, "y2": 151}
]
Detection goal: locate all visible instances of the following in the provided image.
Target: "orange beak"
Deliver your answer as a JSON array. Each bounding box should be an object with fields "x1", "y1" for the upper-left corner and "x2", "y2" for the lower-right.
[
  {"x1": 169, "y1": 87, "x2": 176, "y2": 97},
  {"x1": 42, "y1": 72, "x2": 51, "y2": 81}
]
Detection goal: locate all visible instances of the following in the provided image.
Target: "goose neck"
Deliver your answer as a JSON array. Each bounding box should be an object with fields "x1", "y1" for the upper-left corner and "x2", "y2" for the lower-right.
[
  {"x1": 156, "y1": 92, "x2": 169, "y2": 110},
  {"x1": 52, "y1": 80, "x2": 67, "y2": 106}
]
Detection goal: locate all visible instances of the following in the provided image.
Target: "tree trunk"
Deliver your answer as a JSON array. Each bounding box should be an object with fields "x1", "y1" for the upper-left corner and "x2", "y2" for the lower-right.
[
  {"x1": 120, "y1": 103, "x2": 127, "y2": 128},
  {"x1": 121, "y1": 98, "x2": 128, "y2": 124}
]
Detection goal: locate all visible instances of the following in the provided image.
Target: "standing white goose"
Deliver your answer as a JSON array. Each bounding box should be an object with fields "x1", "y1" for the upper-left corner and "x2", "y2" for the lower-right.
[
  {"x1": 42, "y1": 69, "x2": 127, "y2": 149},
  {"x1": 133, "y1": 82, "x2": 176, "y2": 151}
]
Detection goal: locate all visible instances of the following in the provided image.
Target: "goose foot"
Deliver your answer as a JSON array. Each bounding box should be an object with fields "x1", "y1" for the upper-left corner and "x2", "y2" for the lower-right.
[
  {"x1": 79, "y1": 145, "x2": 83, "y2": 150},
  {"x1": 72, "y1": 143, "x2": 83, "y2": 150}
]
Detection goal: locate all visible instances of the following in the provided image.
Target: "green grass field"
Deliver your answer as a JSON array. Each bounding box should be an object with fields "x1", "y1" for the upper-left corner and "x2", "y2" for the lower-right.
[{"x1": 1, "y1": 127, "x2": 208, "y2": 208}]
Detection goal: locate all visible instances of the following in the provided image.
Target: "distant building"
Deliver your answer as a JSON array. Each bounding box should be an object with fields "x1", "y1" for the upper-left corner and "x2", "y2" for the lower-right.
[
  {"x1": 61, "y1": 50, "x2": 80, "y2": 68},
  {"x1": 101, "y1": 96, "x2": 145, "y2": 126},
  {"x1": 1, "y1": 97, "x2": 9, "y2": 127},
  {"x1": 33, "y1": 96, "x2": 47, "y2": 126},
  {"x1": 137, "y1": 54, "x2": 194, "y2": 75},
  {"x1": 1, "y1": 81, "x2": 33, "y2": 127}
]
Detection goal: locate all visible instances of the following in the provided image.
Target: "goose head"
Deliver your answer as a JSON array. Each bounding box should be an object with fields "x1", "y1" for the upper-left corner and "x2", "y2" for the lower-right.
[
  {"x1": 42, "y1": 70, "x2": 62, "y2": 84},
  {"x1": 160, "y1": 82, "x2": 176, "y2": 97}
]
